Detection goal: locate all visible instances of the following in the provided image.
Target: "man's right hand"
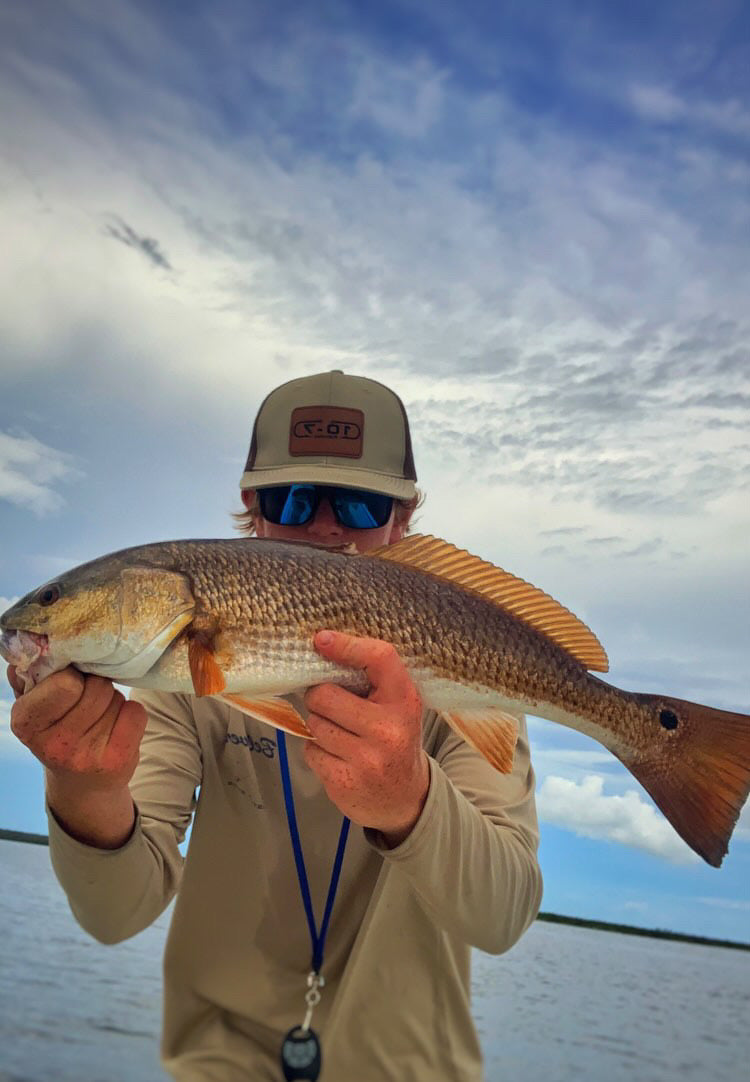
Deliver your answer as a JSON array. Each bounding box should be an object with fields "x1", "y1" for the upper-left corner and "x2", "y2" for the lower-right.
[{"x1": 7, "y1": 665, "x2": 148, "y2": 849}]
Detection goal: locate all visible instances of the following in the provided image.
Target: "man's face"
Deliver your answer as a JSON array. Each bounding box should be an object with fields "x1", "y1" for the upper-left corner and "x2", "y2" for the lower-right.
[{"x1": 242, "y1": 488, "x2": 409, "y2": 553}]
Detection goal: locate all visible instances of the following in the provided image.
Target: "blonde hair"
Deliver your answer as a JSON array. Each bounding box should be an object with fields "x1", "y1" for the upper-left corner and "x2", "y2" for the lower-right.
[{"x1": 233, "y1": 489, "x2": 423, "y2": 537}]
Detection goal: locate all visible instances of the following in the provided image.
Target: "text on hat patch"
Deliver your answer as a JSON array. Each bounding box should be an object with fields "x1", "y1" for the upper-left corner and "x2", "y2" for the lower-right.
[{"x1": 289, "y1": 406, "x2": 364, "y2": 459}]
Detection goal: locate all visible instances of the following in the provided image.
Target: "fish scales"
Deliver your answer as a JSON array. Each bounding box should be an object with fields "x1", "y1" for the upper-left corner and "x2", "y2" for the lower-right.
[{"x1": 166, "y1": 540, "x2": 654, "y2": 752}]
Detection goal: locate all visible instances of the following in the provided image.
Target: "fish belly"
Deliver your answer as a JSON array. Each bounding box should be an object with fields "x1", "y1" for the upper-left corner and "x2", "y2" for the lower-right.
[{"x1": 123, "y1": 633, "x2": 371, "y2": 697}]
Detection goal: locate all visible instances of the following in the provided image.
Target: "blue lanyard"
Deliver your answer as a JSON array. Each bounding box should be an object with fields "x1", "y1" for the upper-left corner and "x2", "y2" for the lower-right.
[{"x1": 276, "y1": 730, "x2": 351, "y2": 973}]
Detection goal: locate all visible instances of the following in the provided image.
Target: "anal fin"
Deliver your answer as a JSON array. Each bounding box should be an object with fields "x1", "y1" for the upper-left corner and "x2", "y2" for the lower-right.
[
  {"x1": 219, "y1": 693, "x2": 313, "y2": 740},
  {"x1": 441, "y1": 707, "x2": 520, "y2": 773}
]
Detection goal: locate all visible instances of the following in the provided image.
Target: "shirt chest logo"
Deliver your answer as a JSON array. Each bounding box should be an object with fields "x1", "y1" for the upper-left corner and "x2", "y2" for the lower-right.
[{"x1": 225, "y1": 731, "x2": 277, "y2": 759}]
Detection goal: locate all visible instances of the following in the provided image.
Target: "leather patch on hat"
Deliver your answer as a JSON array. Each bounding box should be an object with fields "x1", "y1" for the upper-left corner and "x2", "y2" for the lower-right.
[{"x1": 289, "y1": 406, "x2": 364, "y2": 458}]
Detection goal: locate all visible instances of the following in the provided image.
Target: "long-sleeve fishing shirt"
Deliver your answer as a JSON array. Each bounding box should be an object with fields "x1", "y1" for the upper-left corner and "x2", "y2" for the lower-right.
[{"x1": 47, "y1": 693, "x2": 543, "y2": 1081}]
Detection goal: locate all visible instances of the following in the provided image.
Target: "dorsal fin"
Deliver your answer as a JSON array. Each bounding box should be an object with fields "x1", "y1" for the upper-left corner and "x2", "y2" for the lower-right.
[{"x1": 368, "y1": 534, "x2": 609, "y2": 672}]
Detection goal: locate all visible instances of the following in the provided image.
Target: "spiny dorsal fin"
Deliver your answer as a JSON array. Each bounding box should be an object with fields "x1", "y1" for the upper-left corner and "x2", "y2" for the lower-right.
[{"x1": 368, "y1": 534, "x2": 609, "y2": 672}]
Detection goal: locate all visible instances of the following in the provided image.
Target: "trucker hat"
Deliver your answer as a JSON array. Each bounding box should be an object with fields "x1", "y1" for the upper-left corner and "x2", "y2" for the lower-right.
[{"x1": 240, "y1": 370, "x2": 418, "y2": 499}]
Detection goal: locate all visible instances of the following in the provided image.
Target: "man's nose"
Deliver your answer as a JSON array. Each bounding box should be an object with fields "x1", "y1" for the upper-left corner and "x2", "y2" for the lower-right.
[{"x1": 307, "y1": 497, "x2": 343, "y2": 537}]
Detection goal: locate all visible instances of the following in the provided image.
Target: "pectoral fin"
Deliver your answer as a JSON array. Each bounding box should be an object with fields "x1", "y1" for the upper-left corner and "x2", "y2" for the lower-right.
[
  {"x1": 440, "y1": 706, "x2": 520, "y2": 773},
  {"x1": 188, "y1": 635, "x2": 226, "y2": 696},
  {"x1": 218, "y1": 693, "x2": 313, "y2": 739}
]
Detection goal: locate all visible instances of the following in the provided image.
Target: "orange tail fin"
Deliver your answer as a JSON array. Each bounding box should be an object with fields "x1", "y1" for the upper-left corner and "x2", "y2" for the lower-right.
[{"x1": 625, "y1": 694, "x2": 750, "y2": 867}]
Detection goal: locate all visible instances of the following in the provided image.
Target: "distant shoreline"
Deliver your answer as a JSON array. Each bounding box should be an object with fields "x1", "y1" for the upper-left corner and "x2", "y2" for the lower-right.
[
  {"x1": 535, "y1": 910, "x2": 749, "y2": 953},
  {"x1": 2, "y1": 828, "x2": 748, "y2": 952},
  {"x1": 1, "y1": 828, "x2": 49, "y2": 847}
]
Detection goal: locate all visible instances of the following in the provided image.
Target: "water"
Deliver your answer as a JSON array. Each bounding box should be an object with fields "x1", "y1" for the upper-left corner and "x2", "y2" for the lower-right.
[
  {"x1": 0, "y1": 841, "x2": 167, "y2": 1082},
  {"x1": 1, "y1": 840, "x2": 748, "y2": 1081},
  {"x1": 473, "y1": 923, "x2": 749, "y2": 1081}
]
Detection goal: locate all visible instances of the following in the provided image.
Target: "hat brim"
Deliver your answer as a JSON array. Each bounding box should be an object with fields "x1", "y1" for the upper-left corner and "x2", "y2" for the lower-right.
[{"x1": 240, "y1": 464, "x2": 417, "y2": 500}]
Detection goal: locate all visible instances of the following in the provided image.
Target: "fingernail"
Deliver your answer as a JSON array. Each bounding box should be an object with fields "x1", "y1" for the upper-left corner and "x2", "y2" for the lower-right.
[{"x1": 316, "y1": 630, "x2": 334, "y2": 646}]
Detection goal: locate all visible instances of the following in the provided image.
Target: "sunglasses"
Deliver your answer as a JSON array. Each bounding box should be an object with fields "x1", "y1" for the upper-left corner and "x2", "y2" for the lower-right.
[{"x1": 258, "y1": 484, "x2": 394, "y2": 530}]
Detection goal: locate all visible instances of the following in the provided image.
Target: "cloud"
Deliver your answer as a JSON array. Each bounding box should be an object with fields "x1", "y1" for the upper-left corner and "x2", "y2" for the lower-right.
[
  {"x1": 619, "y1": 539, "x2": 663, "y2": 559},
  {"x1": 539, "y1": 527, "x2": 587, "y2": 538},
  {"x1": 1, "y1": 12, "x2": 748, "y2": 527},
  {"x1": 628, "y1": 84, "x2": 685, "y2": 123},
  {"x1": 0, "y1": 431, "x2": 77, "y2": 515},
  {"x1": 536, "y1": 774, "x2": 700, "y2": 864},
  {"x1": 103, "y1": 215, "x2": 173, "y2": 270},
  {"x1": 3, "y1": 5, "x2": 748, "y2": 397},
  {"x1": 443, "y1": 381, "x2": 746, "y2": 517},
  {"x1": 529, "y1": 746, "x2": 616, "y2": 771},
  {"x1": 0, "y1": 597, "x2": 19, "y2": 614},
  {"x1": 696, "y1": 896, "x2": 750, "y2": 913},
  {"x1": 348, "y1": 52, "x2": 447, "y2": 138},
  {"x1": 628, "y1": 82, "x2": 750, "y2": 137},
  {"x1": 585, "y1": 536, "x2": 625, "y2": 547}
]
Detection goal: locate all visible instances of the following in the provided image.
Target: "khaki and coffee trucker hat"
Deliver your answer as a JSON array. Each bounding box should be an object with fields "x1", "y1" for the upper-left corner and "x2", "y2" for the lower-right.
[{"x1": 240, "y1": 371, "x2": 418, "y2": 499}]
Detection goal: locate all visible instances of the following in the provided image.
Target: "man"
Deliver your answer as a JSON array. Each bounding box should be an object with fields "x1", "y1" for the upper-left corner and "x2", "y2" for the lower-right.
[{"x1": 9, "y1": 371, "x2": 542, "y2": 1081}]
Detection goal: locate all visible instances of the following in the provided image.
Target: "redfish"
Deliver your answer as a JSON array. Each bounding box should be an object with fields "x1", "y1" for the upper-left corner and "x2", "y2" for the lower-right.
[{"x1": 1, "y1": 534, "x2": 748, "y2": 866}]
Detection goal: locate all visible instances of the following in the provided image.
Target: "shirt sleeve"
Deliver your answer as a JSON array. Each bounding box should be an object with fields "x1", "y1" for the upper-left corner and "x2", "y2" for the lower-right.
[
  {"x1": 47, "y1": 690, "x2": 202, "y2": 945},
  {"x1": 364, "y1": 713, "x2": 543, "y2": 955}
]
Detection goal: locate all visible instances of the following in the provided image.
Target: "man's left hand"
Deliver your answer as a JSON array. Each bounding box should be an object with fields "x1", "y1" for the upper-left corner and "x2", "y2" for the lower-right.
[{"x1": 304, "y1": 630, "x2": 430, "y2": 847}]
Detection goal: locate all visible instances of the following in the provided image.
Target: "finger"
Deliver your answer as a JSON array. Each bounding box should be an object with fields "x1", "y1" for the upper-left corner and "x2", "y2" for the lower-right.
[
  {"x1": 304, "y1": 738, "x2": 336, "y2": 774},
  {"x1": 56, "y1": 688, "x2": 126, "y2": 778},
  {"x1": 303, "y1": 744, "x2": 371, "y2": 823},
  {"x1": 104, "y1": 699, "x2": 148, "y2": 767},
  {"x1": 305, "y1": 710, "x2": 360, "y2": 758},
  {"x1": 6, "y1": 665, "x2": 24, "y2": 699},
  {"x1": 68, "y1": 677, "x2": 122, "y2": 738},
  {"x1": 81, "y1": 689, "x2": 126, "y2": 749},
  {"x1": 305, "y1": 683, "x2": 377, "y2": 736},
  {"x1": 313, "y1": 631, "x2": 417, "y2": 705},
  {"x1": 82, "y1": 691, "x2": 132, "y2": 764},
  {"x1": 65, "y1": 689, "x2": 124, "y2": 766},
  {"x1": 10, "y1": 667, "x2": 86, "y2": 738},
  {"x1": 304, "y1": 739, "x2": 352, "y2": 785}
]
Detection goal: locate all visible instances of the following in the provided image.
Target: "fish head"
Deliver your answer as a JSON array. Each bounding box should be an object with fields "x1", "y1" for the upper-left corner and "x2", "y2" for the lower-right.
[{"x1": 0, "y1": 555, "x2": 195, "y2": 690}]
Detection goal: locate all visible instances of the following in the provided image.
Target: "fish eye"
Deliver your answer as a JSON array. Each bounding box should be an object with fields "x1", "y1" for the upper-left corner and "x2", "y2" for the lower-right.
[
  {"x1": 659, "y1": 708, "x2": 679, "y2": 731},
  {"x1": 38, "y1": 584, "x2": 61, "y2": 607}
]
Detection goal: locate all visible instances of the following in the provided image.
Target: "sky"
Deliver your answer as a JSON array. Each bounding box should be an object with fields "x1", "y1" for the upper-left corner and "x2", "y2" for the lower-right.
[{"x1": 0, "y1": 0, "x2": 749, "y2": 955}]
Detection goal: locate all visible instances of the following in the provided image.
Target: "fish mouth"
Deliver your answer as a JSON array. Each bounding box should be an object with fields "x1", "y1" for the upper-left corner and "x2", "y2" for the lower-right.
[{"x1": 0, "y1": 630, "x2": 51, "y2": 691}]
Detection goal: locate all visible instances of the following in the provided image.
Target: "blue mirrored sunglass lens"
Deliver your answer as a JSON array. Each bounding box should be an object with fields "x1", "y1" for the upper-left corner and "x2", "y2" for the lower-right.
[
  {"x1": 333, "y1": 495, "x2": 391, "y2": 528},
  {"x1": 258, "y1": 485, "x2": 316, "y2": 525},
  {"x1": 279, "y1": 486, "x2": 317, "y2": 525}
]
